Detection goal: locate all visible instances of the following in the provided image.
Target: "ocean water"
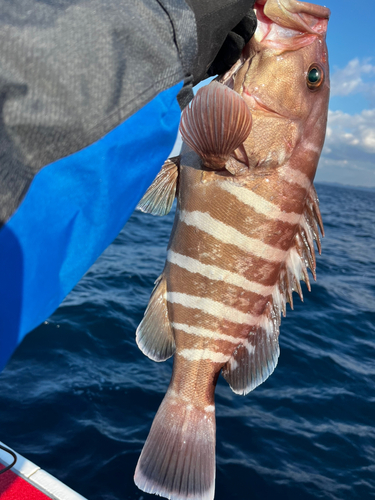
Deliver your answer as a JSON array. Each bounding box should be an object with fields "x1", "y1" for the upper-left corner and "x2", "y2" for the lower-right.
[{"x1": 0, "y1": 182, "x2": 374, "y2": 500}]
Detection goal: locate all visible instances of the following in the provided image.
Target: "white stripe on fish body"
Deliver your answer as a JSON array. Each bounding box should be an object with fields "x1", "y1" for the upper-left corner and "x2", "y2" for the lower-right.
[
  {"x1": 178, "y1": 348, "x2": 231, "y2": 364},
  {"x1": 172, "y1": 322, "x2": 240, "y2": 344},
  {"x1": 278, "y1": 165, "x2": 312, "y2": 191},
  {"x1": 167, "y1": 250, "x2": 274, "y2": 297},
  {"x1": 303, "y1": 142, "x2": 322, "y2": 155},
  {"x1": 205, "y1": 405, "x2": 215, "y2": 413},
  {"x1": 167, "y1": 292, "x2": 260, "y2": 326},
  {"x1": 179, "y1": 210, "x2": 287, "y2": 262},
  {"x1": 219, "y1": 181, "x2": 302, "y2": 225}
]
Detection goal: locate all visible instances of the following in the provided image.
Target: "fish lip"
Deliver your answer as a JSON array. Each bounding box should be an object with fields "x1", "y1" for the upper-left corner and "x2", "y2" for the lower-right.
[
  {"x1": 253, "y1": 1, "x2": 328, "y2": 50},
  {"x1": 242, "y1": 88, "x2": 284, "y2": 118}
]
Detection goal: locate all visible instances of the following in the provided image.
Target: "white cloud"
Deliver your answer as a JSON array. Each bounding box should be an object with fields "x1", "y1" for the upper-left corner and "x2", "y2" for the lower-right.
[
  {"x1": 330, "y1": 58, "x2": 375, "y2": 105},
  {"x1": 317, "y1": 108, "x2": 375, "y2": 186},
  {"x1": 325, "y1": 109, "x2": 375, "y2": 154}
]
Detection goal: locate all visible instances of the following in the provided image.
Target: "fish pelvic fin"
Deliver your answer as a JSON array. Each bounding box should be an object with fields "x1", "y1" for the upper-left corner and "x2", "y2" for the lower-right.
[
  {"x1": 134, "y1": 389, "x2": 216, "y2": 500},
  {"x1": 222, "y1": 305, "x2": 280, "y2": 395},
  {"x1": 179, "y1": 81, "x2": 252, "y2": 173},
  {"x1": 137, "y1": 156, "x2": 179, "y2": 216},
  {"x1": 136, "y1": 274, "x2": 175, "y2": 362}
]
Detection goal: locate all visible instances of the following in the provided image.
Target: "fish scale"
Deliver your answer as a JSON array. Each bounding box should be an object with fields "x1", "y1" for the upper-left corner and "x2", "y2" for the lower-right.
[{"x1": 134, "y1": 0, "x2": 330, "y2": 498}]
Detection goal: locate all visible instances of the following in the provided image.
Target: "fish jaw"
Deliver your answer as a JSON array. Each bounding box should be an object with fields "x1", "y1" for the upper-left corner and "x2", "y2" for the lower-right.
[{"x1": 254, "y1": 0, "x2": 330, "y2": 50}]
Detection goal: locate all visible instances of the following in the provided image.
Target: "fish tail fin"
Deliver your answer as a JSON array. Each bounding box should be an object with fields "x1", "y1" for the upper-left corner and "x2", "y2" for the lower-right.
[{"x1": 134, "y1": 389, "x2": 216, "y2": 500}]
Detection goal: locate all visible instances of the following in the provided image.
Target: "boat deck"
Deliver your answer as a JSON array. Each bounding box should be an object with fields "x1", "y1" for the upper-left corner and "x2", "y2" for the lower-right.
[{"x1": 0, "y1": 443, "x2": 87, "y2": 500}]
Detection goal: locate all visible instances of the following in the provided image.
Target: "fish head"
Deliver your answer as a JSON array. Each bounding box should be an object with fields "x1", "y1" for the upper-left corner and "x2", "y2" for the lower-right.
[{"x1": 232, "y1": 0, "x2": 330, "y2": 176}]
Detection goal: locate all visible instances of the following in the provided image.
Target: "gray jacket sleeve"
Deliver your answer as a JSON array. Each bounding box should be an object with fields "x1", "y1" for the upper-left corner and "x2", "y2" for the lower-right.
[{"x1": 0, "y1": 0, "x2": 197, "y2": 225}]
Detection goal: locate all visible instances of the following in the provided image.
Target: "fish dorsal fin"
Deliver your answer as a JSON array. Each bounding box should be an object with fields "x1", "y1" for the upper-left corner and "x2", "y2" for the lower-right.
[
  {"x1": 280, "y1": 182, "x2": 324, "y2": 308},
  {"x1": 223, "y1": 184, "x2": 324, "y2": 395},
  {"x1": 179, "y1": 81, "x2": 252, "y2": 172},
  {"x1": 222, "y1": 307, "x2": 280, "y2": 395},
  {"x1": 137, "y1": 156, "x2": 179, "y2": 216},
  {"x1": 136, "y1": 275, "x2": 175, "y2": 362}
]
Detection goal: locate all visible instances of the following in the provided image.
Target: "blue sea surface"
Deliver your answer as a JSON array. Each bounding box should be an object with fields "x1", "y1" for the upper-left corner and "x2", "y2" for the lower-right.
[{"x1": 0, "y1": 182, "x2": 374, "y2": 500}]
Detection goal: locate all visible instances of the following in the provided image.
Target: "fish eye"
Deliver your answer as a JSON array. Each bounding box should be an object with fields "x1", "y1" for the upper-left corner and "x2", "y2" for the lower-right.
[{"x1": 306, "y1": 63, "x2": 324, "y2": 91}]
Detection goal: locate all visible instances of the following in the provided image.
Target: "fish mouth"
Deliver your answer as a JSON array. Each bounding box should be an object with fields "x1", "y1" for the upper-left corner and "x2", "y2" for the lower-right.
[
  {"x1": 242, "y1": 88, "x2": 284, "y2": 118},
  {"x1": 253, "y1": 0, "x2": 329, "y2": 50}
]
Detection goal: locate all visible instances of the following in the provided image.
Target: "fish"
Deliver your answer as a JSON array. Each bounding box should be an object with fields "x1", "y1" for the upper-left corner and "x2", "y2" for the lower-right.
[{"x1": 133, "y1": 0, "x2": 330, "y2": 499}]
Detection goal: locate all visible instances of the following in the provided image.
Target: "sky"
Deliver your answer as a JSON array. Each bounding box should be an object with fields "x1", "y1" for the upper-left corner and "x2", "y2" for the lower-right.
[
  {"x1": 172, "y1": 0, "x2": 375, "y2": 188},
  {"x1": 315, "y1": 0, "x2": 375, "y2": 187}
]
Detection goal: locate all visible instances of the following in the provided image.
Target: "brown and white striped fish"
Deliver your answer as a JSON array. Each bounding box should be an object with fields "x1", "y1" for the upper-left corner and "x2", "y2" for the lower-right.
[{"x1": 134, "y1": 0, "x2": 330, "y2": 498}]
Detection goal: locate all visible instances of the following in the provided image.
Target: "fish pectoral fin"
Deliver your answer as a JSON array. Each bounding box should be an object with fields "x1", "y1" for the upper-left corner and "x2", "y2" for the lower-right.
[
  {"x1": 136, "y1": 274, "x2": 175, "y2": 362},
  {"x1": 179, "y1": 81, "x2": 252, "y2": 172},
  {"x1": 136, "y1": 156, "x2": 179, "y2": 216},
  {"x1": 222, "y1": 320, "x2": 280, "y2": 395}
]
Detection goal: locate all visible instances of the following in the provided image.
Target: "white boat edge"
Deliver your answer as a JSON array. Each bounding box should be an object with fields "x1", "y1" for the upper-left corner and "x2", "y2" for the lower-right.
[{"x1": 0, "y1": 441, "x2": 88, "y2": 500}]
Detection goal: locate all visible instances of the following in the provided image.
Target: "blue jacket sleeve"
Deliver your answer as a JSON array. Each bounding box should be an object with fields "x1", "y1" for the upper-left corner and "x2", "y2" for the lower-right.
[
  {"x1": 0, "y1": 83, "x2": 183, "y2": 372},
  {"x1": 0, "y1": 0, "x2": 194, "y2": 371}
]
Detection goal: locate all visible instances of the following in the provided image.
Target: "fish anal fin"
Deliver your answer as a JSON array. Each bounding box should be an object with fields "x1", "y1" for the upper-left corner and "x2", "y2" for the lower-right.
[
  {"x1": 222, "y1": 316, "x2": 280, "y2": 395},
  {"x1": 137, "y1": 156, "x2": 179, "y2": 216},
  {"x1": 135, "y1": 390, "x2": 216, "y2": 500},
  {"x1": 136, "y1": 275, "x2": 175, "y2": 362}
]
